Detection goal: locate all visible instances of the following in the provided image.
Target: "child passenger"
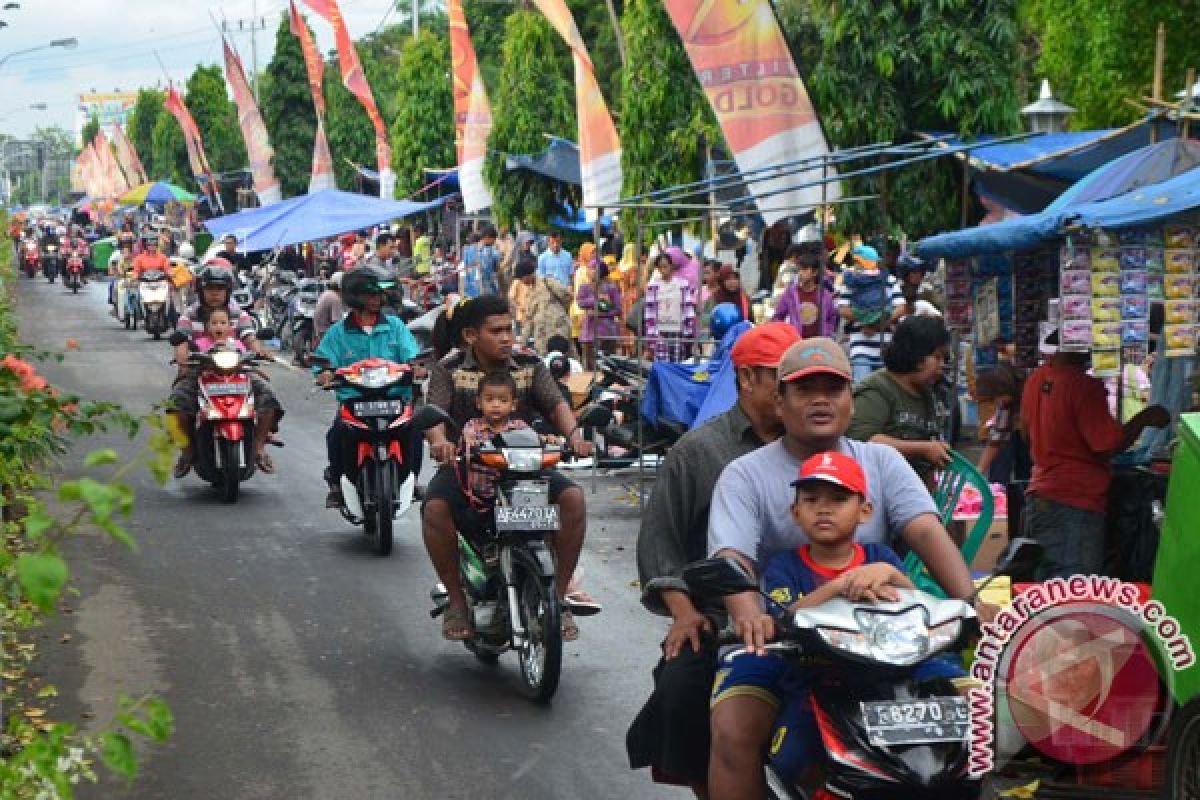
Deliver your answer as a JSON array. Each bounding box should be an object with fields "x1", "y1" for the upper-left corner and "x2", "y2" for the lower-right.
[{"x1": 194, "y1": 306, "x2": 246, "y2": 353}]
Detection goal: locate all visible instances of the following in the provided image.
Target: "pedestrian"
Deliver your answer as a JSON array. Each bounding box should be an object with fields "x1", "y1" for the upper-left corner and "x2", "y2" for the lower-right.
[
  {"x1": 537, "y1": 232, "x2": 573, "y2": 286},
  {"x1": 526, "y1": 256, "x2": 574, "y2": 356},
  {"x1": 570, "y1": 242, "x2": 597, "y2": 342},
  {"x1": 645, "y1": 252, "x2": 697, "y2": 362},
  {"x1": 772, "y1": 249, "x2": 839, "y2": 338},
  {"x1": 313, "y1": 271, "x2": 345, "y2": 345},
  {"x1": 576, "y1": 258, "x2": 622, "y2": 369},
  {"x1": 508, "y1": 256, "x2": 535, "y2": 341},
  {"x1": 835, "y1": 243, "x2": 906, "y2": 383},
  {"x1": 709, "y1": 265, "x2": 751, "y2": 324}
]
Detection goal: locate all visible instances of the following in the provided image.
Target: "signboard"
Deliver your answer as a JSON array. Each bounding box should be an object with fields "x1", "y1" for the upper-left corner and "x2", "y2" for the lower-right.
[{"x1": 75, "y1": 92, "x2": 138, "y2": 143}]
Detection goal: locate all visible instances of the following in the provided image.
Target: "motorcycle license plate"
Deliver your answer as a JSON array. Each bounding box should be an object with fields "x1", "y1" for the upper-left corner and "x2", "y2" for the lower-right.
[
  {"x1": 495, "y1": 505, "x2": 560, "y2": 532},
  {"x1": 352, "y1": 399, "x2": 406, "y2": 417},
  {"x1": 205, "y1": 382, "x2": 250, "y2": 395},
  {"x1": 861, "y1": 697, "x2": 968, "y2": 746}
]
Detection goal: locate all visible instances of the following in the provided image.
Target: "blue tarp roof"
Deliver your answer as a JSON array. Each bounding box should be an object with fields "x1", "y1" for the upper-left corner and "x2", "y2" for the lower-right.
[
  {"x1": 1073, "y1": 167, "x2": 1200, "y2": 230},
  {"x1": 505, "y1": 136, "x2": 581, "y2": 185},
  {"x1": 917, "y1": 139, "x2": 1200, "y2": 259},
  {"x1": 204, "y1": 189, "x2": 446, "y2": 252}
]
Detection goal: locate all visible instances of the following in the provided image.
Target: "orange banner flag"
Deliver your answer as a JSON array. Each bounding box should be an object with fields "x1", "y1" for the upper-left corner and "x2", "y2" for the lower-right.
[
  {"x1": 111, "y1": 123, "x2": 148, "y2": 186},
  {"x1": 531, "y1": 0, "x2": 622, "y2": 210},
  {"x1": 288, "y1": 1, "x2": 336, "y2": 193},
  {"x1": 661, "y1": 0, "x2": 838, "y2": 222},
  {"x1": 301, "y1": 0, "x2": 393, "y2": 197},
  {"x1": 448, "y1": 0, "x2": 494, "y2": 212},
  {"x1": 164, "y1": 85, "x2": 220, "y2": 206},
  {"x1": 223, "y1": 38, "x2": 281, "y2": 205}
]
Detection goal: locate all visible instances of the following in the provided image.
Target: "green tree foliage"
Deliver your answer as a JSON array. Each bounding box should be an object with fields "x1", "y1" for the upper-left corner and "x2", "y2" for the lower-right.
[
  {"x1": 185, "y1": 64, "x2": 248, "y2": 175},
  {"x1": 803, "y1": 0, "x2": 1022, "y2": 236},
  {"x1": 390, "y1": 31, "x2": 455, "y2": 197},
  {"x1": 150, "y1": 111, "x2": 190, "y2": 189},
  {"x1": 617, "y1": 0, "x2": 719, "y2": 228},
  {"x1": 127, "y1": 89, "x2": 164, "y2": 180},
  {"x1": 1021, "y1": 0, "x2": 1197, "y2": 130},
  {"x1": 80, "y1": 114, "x2": 100, "y2": 148},
  {"x1": 262, "y1": 11, "x2": 316, "y2": 197},
  {"x1": 483, "y1": 10, "x2": 575, "y2": 228}
]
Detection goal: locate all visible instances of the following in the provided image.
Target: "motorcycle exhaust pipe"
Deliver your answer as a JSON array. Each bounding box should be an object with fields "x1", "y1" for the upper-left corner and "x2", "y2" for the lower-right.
[{"x1": 429, "y1": 582, "x2": 449, "y2": 618}]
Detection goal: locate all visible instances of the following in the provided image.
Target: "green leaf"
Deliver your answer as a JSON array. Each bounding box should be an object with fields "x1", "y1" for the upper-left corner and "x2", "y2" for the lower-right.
[
  {"x1": 101, "y1": 732, "x2": 138, "y2": 781},
  {"x1": 84, "y1": 448, "x2": 120, "y2": 467},
  {"x1": 143, "y1": 697, "x2": 175, "y2": 742},
  {"x1": 23, "y1": 505, "x2": 55, "y2": 540},
  {"x1": 16, "y1": 552, "x2": 68, "y2": 612}
]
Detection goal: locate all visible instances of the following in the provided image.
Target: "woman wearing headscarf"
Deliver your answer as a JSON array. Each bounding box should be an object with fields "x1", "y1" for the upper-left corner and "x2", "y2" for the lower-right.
[
  {"x1": 618, "y1": 243, "x2": 641, "y2": 356},
  {"x1": 570, "y1": 241, "x2": 597, "y2": 342},
  {"x1": 576, "y1": 257, "x2": 623, "y2": 369},
  {"x1": 709, "y1": 264, "x2": 751, "y2": 323}
]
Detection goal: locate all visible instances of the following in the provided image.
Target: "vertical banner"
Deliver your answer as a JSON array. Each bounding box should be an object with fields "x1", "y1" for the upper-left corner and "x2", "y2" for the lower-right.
[
  {"x1": 164, "y1": 85, "x2": 220, "y2": 208},
  {"x1": 112, "y1": 123, "x2": 148, "y2": 186},
  {"x1": 661, "y1": 0, "x2": 838, "y2": 223},
  {"x1": 531, "y1": 0, "x2": 622, "y2": 211},
  {"x1": 448, "y1": 0, "x2": 494, "y2": 212},
  {"x1": 93, "y1": 131, "x2": 129, "y2": 197},
  {"x1": 289, "y1": 0, "x2": 336, "y2": 193},
  {"x1": 301, "y1": 0, "x2": 393, "y2": 197},
  {"x1": 223, "y1": 38, "x2": 282, "y2": 205}
]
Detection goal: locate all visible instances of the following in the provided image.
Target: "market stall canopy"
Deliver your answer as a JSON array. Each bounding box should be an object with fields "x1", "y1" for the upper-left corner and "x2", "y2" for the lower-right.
[
  {"x1": 1072, "y1": 164, "x2": 1200, "y2": 230},
  {"x1": 550, "y1": 205, "x2": 613, "y2": 233},
  {"x1": 505, "y1": 136, "x2": 582, "y2": 186},
  {"x1": 204, "y1": 189, "x2": 447, "y2": 252},
  {"x1": 119, "y1": 181, "x2": 198, "y2": 207},
  {"x1": 917, "y1": 139, "x2": 1200, "y2": 259}
]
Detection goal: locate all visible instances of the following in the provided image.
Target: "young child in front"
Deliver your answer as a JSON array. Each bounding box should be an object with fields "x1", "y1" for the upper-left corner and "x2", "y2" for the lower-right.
[
  {"x1": 460, "y1": 371, "x2": 528, "y2": 506},
  {"x1": 711, "y1": 451, "x2": 969, "y2": 788},
  {"x1": 193, "y1": 306, "x2": 246, "y2": 353}
]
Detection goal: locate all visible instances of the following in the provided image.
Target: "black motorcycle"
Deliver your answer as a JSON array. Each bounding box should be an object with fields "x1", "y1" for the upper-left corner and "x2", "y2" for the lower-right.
[
  {"x1": 41, "y1": 243, "x2": 60, "y2": 283},
  {"x1": 590, "y1": 352, "x2": 684, "y2": 466},
  {"x1": 283, "y1": 277, "x2": 321, "y2": 365},
  {"x1": 428, "y1": 405, "x2": 611, "y2": 703}
]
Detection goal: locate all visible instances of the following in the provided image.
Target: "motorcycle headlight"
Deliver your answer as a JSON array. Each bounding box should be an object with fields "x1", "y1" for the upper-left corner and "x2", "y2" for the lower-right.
[
  {"x1": 501, "y1": 448, "x2": 543, "y2": 473},
  {"x1": 356, "y1": 366, "x2": 392, "y2": 388},
  {"x1": 212, "y1": 351, "x2": 240, "y2": 371},
  {"x1": 817, "y1": 606, "x2": 932, "y2": 666}
]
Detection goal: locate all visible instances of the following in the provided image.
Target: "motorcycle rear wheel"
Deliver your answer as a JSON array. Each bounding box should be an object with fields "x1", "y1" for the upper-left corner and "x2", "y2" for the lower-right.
[
  {"x1": 513, "y1": 549, "x2": 561, "y2": 703},
  {"x1": 219, "y1": 438, "x2": 241, "y2": 503}
]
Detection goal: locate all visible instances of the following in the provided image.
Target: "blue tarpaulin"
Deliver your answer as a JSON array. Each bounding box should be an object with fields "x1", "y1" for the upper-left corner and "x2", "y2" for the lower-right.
[
  {"x1": 204, "y1": 189, "x2": 446, "y2": 252},
  {"x1": 917, "y1": 139, "x2": 1200, "y2": 259},
  {"x1": 1073, "y1": 166, "x2": 1200, "y2": 230},
  {"x1": 505, "y1": 136, "x2": 582, "y2": 185},
  {"x1": 550, "y1": 205, "x2": 614, "y2": 233},
  {"x1": 641, "y1": 323, "x2": 751, "y2": 430}
]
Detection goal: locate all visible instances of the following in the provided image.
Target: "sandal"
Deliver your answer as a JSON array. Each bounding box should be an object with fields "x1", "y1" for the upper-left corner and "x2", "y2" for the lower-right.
[
  {"x1": 442, "y1": 605, "x2": 473, "y2": 641},
  {"x1": 255, "y1": 452, "x2": 275, "y2": 474},
  {"x1": 173, "y1": 450, "x2": 193, "y2": 479},
  {"x1": 561, "y1": 608, "x2": 579, "y2": 642},
  {"x1": 564, "y1": 590, "x2": 602, "y2": 617}
]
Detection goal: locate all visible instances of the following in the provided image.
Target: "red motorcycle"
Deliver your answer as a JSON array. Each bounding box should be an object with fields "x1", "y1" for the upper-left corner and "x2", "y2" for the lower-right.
[
  {"x1": 64, "y1": 243, "x2": 85, "y2": 293},
  {"x1": 187, "y1": 348, "x2": 269, "y2": 502},
  {"x1": 20, "y1": 239, "x2": 39, "y2": 278}
]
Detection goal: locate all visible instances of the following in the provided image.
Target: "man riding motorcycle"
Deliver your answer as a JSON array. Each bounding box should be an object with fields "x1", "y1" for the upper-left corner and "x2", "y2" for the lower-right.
[
  {"x1": 313, "y1": 267, "x2": 419, "y2": 507},
  {"x1": 168, "y1": 264, "x2": 283, "y2": 478}
]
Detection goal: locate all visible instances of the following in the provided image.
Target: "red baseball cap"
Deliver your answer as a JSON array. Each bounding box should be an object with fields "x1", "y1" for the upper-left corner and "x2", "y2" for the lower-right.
[
  {"x1": 730, "y1": 322, "x2": 801, "y2": 369},
  {"x1": 792, "y1": 451, "x2": 869, "y2": 496}
]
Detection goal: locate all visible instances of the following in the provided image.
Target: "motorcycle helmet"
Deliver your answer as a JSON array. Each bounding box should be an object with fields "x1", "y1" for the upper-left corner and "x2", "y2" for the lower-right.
[
  {"x1": 710, "y1": 302, "x2": 743, "y2": 340},
  {"x1": 55, "y1": 225, "x2": 66, "y2": 236},
  {"x1": 341, "y1": 266, "x2": 395, "y2": 311},
  {"x1": 329, "y1": 271, "x2": 344, "y2": 289},
  {"x1": 195, "y1": 265, "x2": 236, "y2": 295},
  {"x1": 178, "y1": 242, "x2": 195, "y2": 260}
]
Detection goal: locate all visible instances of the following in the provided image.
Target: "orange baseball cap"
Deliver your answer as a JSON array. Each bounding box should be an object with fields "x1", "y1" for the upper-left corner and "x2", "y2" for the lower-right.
[
  {"x1": 778, "y1": 337, "x2": 852, "y2": 382},
  {"x1": 730, "y1": 322, "x2": 801, "y2": 368},
  {"x1": 792, "y1": 451, "x2": 869, "y2": 496}
]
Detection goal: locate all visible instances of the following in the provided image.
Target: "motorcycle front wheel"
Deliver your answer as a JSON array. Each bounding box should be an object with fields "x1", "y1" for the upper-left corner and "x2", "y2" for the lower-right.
[
  {"x1": 513, "y1": 548, "x2": 561, "y2": 703},
  {"x1": 369, "y1": 460, "x2": 394, "y2": 556},
  {"x1": 218, "y1": 438, "x2": 241, "y2": 503}
]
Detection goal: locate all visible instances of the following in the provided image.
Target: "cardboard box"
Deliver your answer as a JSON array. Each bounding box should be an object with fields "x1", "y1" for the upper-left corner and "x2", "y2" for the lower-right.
[
  {"x1": 951, "y1": 515, "x2": 1010, "y2": 572},
  {"x1": 564, "y1": 372, "x2": 600, "y2": 409}
]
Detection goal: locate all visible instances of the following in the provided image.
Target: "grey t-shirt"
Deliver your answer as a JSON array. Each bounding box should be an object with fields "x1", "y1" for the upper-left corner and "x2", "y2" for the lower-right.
[{"x1": 707, "y1": 437, "x2": 938, "y2": 569}]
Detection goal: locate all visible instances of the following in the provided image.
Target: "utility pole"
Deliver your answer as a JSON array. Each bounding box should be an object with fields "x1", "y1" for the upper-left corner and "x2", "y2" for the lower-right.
[
  {"x1": 413, "y1": 0, "x2": 419, "y2": 37},
  {"x1": 221, "y1": 6, "x2": 268, "y2": 101}
]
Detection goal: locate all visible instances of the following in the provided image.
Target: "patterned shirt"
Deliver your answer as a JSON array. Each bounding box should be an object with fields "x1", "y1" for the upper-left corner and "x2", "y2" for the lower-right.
[
  {"x1": 176, "y1": 301, "x2": 257, "y2": 341},
  {"x1": 460, "y1": 417, "x2": 529, "y2": 502},
  {"x1": 427, "y1": 348, "x2": 566, "y2": 442}
]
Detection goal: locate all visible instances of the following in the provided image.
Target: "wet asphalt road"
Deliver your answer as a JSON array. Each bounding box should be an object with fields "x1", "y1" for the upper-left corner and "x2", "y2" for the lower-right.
[{"x1": 16, "y1": 275, "x2": 678, "y2": 799}]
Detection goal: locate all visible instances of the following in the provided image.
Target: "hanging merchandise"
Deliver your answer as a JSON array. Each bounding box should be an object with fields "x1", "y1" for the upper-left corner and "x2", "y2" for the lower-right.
[
  {"x1": 1012, "y1": 248, "x2": 1055, "y2": 369},
  {"x1": 1162, "y1": 223, "x2": 1199, "y2": 357},
  {"x1": 945, "y1": 259, "x2": 972, "y2": 331},
  {"x1": 972, "y1": 253, "x2": 1012, "y2": 368}
]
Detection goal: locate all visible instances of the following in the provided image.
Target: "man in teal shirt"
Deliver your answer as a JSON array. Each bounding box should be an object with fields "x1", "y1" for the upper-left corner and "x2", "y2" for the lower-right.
[{"x1": 314, "y1": 267, "x2": 420, "y2": 507}]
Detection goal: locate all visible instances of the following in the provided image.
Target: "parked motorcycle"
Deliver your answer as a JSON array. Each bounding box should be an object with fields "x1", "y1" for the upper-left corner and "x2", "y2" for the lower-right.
[
  {"x1": 183, "y1": 346, "x2": 271, "y2": 503},
  {"x1": 680, "y1": 539, "x2": 1043, "y2": 800},
  {"x1": 590, "y1": 352, "x2": 683, "y2": 466},
  {"x1": 20, "y1": 239, "x2": 40, "y2": 279},
  {"x1": 428, "y1": 404, "x2": 611, "y2": 702},
  {"x1": 138, "y1": 269, "x2": 172, "y2": 340},
  {"x1": 41, "y1": 243, "x2": 60, "y2": 283},
  {"x1": 318, "y1": 356, "x2": 438, "y2": 556}
]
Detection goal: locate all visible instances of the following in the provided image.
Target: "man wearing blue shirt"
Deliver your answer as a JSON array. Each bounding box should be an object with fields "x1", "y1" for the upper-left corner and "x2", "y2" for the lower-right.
[
  {"x1": 463, "y1": 227, "x2": 500, "y2": 298},
  {"x1": 537, "y1": 232, "x2": 573, "y2": 286}
]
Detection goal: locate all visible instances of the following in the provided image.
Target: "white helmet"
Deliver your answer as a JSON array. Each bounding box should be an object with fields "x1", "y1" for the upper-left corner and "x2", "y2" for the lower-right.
[
  {"x1": 108, "y1": 251, "x2": 122, "y2": 267},
  {"x1": 178, "y1": 242, "x2": 195, "y2": 260},
  {"x1": 56, "y1": 225, "x2": 66, "y2": 236},
  {"x1": 329, "y1": 271, "x2": 344, "y2": 288}
]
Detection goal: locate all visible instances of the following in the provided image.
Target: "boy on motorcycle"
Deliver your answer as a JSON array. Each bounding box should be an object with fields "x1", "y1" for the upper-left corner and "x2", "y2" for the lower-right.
[
  {"x1": 169, "y1": 265, "x2": 283, "y2": 478},
  {"x1": 313, "y1": 267, "x2": 420, "y2": 508}
]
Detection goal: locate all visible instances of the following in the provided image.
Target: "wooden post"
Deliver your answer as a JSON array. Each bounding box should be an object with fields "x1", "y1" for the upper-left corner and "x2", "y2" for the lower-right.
[
  {"x1": 1152, "y1": 22, "x2": 1166, "y2": 144},
  {"x1": 1183, "y1": 68, "x2": 1196, "y2": 140},
  {"x1": 605, "y1": 0, "x2": 628, "y2": 68}
]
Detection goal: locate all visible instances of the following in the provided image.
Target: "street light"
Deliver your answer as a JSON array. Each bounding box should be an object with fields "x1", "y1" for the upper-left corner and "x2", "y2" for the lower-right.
[{"x1": 0, "y1": 36, "x2": 77, "y2": 70}]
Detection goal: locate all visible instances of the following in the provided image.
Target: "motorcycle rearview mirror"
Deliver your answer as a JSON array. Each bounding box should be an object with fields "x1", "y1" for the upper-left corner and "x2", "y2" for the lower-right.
[
  {"x1": 968, "y1": 538, "x2": 1043, "y2": 604},
  {"x1": 681, "y1": 557, "x2": 758, "y2": 599},
  {"x1": 575, "y1": 403, "x2": 613, "y2": 431},
  {"x1": 310, "y1": 354, "x2": 331, "y2": 368},
  {"x1": 411, "y1": 403, "x2": 455, "y2": 433}
]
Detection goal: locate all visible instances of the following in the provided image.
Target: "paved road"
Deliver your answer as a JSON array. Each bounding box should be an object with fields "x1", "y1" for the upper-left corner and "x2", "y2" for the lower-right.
[{"x1": 17, "y1": 275, "x2": 677, "y2": 799}]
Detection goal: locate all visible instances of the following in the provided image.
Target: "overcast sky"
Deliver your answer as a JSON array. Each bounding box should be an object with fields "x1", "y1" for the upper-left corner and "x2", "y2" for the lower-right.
[{"x1": 0, "y1": 0, "x2": 403, "y2": 140}]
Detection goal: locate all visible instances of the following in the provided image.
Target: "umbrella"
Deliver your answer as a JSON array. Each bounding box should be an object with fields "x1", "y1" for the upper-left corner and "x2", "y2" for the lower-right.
[{"x1": 119, "y1": 181, "x2": 198, "y2": 206}]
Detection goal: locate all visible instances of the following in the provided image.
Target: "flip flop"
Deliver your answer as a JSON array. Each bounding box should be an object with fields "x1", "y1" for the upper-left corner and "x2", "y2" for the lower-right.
[
  {"x1": 564, "y1": 590, "x2": 602, "y2": 617},
  {"x1": 173, "y1": 451, "x2": 193, "y2": 479},
  {"x1": 442, "y1": 605, "x2": 472, "y2": 641},
  {"x1": 561, "y1": 609, "x2": 579, "y2": 642},
  {"x1": 255, "y1": 452, "x2": 275, "y2": 474}
]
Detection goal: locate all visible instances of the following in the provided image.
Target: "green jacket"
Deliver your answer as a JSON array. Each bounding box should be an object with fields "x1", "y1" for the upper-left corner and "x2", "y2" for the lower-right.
[{"x1": 313, "y1": 313, "x2": 419, "y2": 402}]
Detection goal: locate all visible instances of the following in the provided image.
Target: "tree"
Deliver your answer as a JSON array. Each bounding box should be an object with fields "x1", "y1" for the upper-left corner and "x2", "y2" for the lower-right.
[
  {"x1": 127, "y1": 89, "x2": 165, "y2": 180},
  {"x1": 324, "y1": 62, "x2": 375, "y2": 190},
  {"x1": 802, "y1": 0, "x2": 1022, "y2": 236},
  {"x1": 390, "y1": 31, "x2": 455, "y2": 197},
  {"x1": 81, "y1": 114, "x2": 100, "y2": 148},
  {"x1": 617, "y1": 0, "x2": 719, "y2": 228},
  {"x1": 185, "y1": 64, "x2": 247, "y2": 175},
  {"x1": 483, "y1": 10, "x2": 575, "y2": 228},
  {"x1": 151, "y1": 111, "x2": 190, "y2": 189},
  {"x1": 262, "y1": 11, "x2": 316, "y2": 197},
  {"x1": 1021, "y1": 0, "x2": 1196, "y2": 130}
]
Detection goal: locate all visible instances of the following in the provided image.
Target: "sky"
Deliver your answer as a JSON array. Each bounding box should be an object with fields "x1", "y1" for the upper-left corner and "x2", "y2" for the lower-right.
[{"x1": 0, "y1": 0, "x2": 407, "y2": 140}]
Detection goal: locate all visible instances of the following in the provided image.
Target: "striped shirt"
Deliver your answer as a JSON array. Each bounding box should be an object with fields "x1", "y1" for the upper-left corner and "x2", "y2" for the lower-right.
[
  {"x1": 176, "y1": 301, "x2": 257, "y2": 341},
  {"x1": 835, "y1": 273, "x2": 904, "y2": 363}
]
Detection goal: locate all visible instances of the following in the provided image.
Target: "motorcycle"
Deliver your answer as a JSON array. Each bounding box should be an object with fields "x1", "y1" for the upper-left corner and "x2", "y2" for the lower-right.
[
  {"x1": 138, "y1": 269, "x2": 172, "y2": 340},
  {"x1": 183, "y1": 346, "x2": 270, "y2": 503},
  {"x1": 427, "y1": 404, "x2": 612, "y2": 703},
  {"x1": 20, "y1": 239, "x2": 40, "y2": 279},
  {"x1": 680, "y1": 539, "x2": 1043, "y2": 800},
  {"x1": 63, "y1": 247, "x2": 85, "y2": 293},
  {"x1": 317, "y1": 356, "x2": 441, "y2": 556},
  {"x1": 283, "y1": 277, "x2": 321, "y2": 364},
  {"x1": 42, "y1": 243, "x2": 60, "y2": 283},
  {"x1": 590, "y1": 352, "x2": 683, "y2": 467},
  {"x1": 115, "y1": 269, "x2": 140, "y2": 330}
]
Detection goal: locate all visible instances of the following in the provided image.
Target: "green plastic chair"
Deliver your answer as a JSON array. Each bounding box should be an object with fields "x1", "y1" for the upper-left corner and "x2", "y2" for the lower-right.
[{"x1": 904, "y1": 449, "x2": 994, "y2": 597}]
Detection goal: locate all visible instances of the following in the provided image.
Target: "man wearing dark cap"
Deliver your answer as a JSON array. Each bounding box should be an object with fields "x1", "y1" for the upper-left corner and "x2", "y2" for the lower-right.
[
  {"x1": 706, "y1": 337, "x2": 983, "y2": 800},
  {"x1": 628, "y1": 321, "x2": 801, "y2": 796}
]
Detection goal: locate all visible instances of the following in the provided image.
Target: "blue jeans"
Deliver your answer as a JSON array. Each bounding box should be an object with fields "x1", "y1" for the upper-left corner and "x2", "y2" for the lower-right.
[
  {"x1": 1141, "y1": 355, "x2": 1194, "y2": 452},
  {"x1": 1023, "y1": 496, "x2": 1105, "y2": 580},
  {"x1": 851, "y1": 355, "x2": 882, "y2": 384}
]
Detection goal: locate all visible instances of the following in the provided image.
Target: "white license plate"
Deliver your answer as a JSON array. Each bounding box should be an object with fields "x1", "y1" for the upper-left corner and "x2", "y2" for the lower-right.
[
  {"x1": 495, "y1": 505, "x2": 560, "y2": 532},
  {"x1": 205, "y1": 382, "x2": 250, "y2": 395},
  {"x1": 861, "y1": 697, "x2": 968, "y2": 746},
  {"x1": 352, "y1": 400, "x2": 406, "y2": 417}
]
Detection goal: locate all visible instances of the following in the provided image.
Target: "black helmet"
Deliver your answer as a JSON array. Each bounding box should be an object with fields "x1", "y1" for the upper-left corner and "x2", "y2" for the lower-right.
[
  {"x1": 196, "y1": 265, "x2": 235, "y2": 293},
  {"x1": 341, "y1": 266, "x2": 395, "y2": 311}
]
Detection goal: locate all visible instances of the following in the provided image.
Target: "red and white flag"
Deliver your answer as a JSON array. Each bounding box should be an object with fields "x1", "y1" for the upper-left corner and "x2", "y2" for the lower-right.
[
  {"x1": 223, "y1": 38, "x2": 281, "y2": 205},
  {"x1": 289, "y1": 1, "x2": 336, "y2": 193},
  {"x1": 448, "y1": 0, "x2": 493, "y2": 212}
]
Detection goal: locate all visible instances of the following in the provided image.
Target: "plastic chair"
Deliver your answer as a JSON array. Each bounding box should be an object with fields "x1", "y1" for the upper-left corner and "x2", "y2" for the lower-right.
[{"x1": 904, "y1": 449, "x2": 994, "y2": 597}]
